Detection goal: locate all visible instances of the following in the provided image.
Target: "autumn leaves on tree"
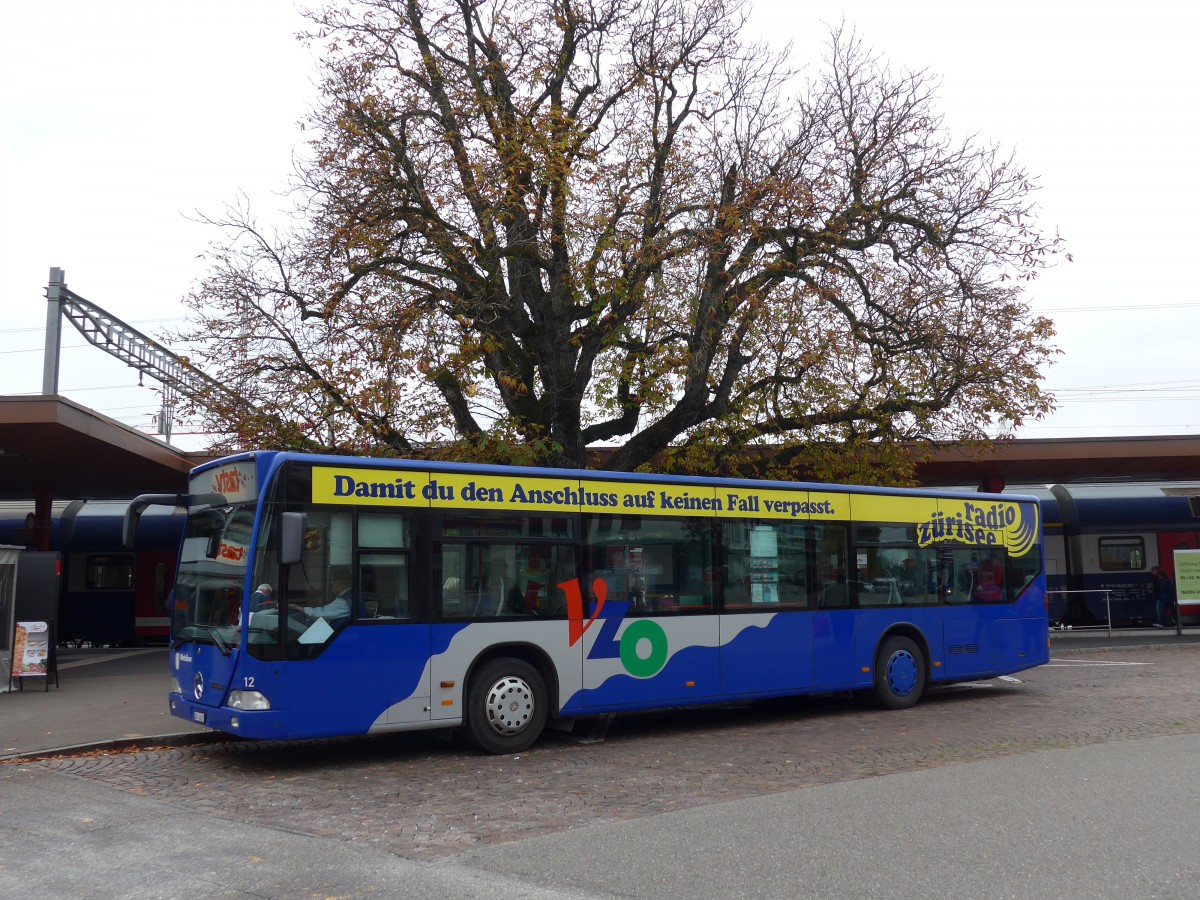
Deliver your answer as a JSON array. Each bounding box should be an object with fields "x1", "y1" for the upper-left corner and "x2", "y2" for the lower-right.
[{"x1": 174, "y1": 0, "x2": 1061, "y2": 483}]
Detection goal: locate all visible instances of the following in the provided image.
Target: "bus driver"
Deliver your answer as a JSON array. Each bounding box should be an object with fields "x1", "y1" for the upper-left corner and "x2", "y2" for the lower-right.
[{"x1": 300, "y1": 572, "x2": 353, "y2": 624}]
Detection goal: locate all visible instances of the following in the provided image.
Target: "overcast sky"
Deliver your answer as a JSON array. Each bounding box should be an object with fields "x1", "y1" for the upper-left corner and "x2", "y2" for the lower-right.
[{"x1": 3, "y1": 0, "x2": 1197, "y2": 453}]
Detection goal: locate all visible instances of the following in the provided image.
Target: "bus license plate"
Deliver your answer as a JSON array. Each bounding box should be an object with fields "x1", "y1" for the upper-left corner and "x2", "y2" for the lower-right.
[{"x1": 192, "y1": 710, "x2": 206, "y2": 724}]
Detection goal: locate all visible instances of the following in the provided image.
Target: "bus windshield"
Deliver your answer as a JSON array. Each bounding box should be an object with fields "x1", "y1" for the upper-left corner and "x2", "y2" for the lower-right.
[{"x1": 172, "y1": 501, "x2": 256, "y2": 653}]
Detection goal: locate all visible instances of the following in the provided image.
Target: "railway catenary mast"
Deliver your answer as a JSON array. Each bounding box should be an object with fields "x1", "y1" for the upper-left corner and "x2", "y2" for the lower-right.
[{"x1": 42, "y1": 266, "x2": 245, "y2": 444}]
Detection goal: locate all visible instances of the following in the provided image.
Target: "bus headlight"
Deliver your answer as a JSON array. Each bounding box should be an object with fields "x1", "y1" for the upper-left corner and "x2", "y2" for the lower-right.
[
  {"x1": 227, "y1": 690, "x2": 271, "y2": 711},
  {"x1": 170, "y1": 676, "x2": 182, "y2": 695}
]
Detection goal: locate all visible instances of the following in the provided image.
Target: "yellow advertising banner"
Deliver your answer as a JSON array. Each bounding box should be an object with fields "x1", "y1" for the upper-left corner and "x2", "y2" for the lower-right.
[
  {"x1": 428, "y1": 472, "x2": 583, "y2": 512},
  {"x1": 313, "y1": 466, "x2": 429, "y2": 508},
  {"x1": 309, "y1": 466, "x2": 1025, "y2": 545},
  {"x1": 851, "y1": 494, "x2": 940, "y2": 526},
  {"x1": 719, "y1": 487, "x2": 851, "y2": 521}
]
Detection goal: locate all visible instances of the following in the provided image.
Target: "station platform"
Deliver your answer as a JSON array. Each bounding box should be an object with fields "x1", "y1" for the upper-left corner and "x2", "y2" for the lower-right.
[
  {"x1": 3, "y1": 628, "x2": 1200, "y2": 762},
  {"x1": 1, "y1": 647, "x2": 210, "y2": 762}
]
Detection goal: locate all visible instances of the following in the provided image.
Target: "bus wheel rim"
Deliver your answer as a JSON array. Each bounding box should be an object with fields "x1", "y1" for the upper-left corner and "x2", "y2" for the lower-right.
[
  {"x1": 886, "y1": 650, "x2": 917, "y2": 696},
  {"x1": 484, "y1": 675, "x2": 535, "y2": 736}
]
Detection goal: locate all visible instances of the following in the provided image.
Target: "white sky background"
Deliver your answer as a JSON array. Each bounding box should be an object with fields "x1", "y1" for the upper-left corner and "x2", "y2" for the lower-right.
[{"x1": 2, "y1": 0, "x2": 1198, "y2": 453}]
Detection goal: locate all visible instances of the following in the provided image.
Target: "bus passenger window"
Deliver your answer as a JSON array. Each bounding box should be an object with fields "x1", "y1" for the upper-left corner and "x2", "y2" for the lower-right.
[
  {"x1": 720, "y1": 522, "x2": 808, "y2": 609},
  {"x1": 585, "y1": 515, "x2": 712, "y2": 615},
  {"x1": 816, "y1": 525, "x2": 850, "y2": 609},
  {"x1": 358, "y1": 555, "x2": 409, "y2": 618},
  {"x1": 853, "y1": 525, "x2": 939, "y2": 607},
  {"x1": 933, "y1": 547, "x2": 1010, "y2": 604},
  {"x1": 437, "y1": 538, "x2": 573, "y2": 619}
]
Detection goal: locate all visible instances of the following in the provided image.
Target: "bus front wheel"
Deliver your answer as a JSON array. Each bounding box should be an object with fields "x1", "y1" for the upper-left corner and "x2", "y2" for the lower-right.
[
  {"x1": 873, "y1": 635, "x2": 926, "y2": 710},
  {"x1": 465, "y1": 657, "x2": 548, "y2": 754}
]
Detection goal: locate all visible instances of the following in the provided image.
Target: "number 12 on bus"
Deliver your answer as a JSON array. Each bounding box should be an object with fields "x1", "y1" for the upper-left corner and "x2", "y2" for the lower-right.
[{"x1": 135, "y1": 452, "x2": 1049, "y2": 754}]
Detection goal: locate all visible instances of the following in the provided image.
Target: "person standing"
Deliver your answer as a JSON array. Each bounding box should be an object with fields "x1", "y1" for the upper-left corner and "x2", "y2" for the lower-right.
[{"x1": 1151, "y1": 565, "x2": 1176, "y2": 628}]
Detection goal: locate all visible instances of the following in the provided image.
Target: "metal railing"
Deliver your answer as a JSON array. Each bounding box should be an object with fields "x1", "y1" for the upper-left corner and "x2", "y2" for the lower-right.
[
  {"x1": 1047, "y1": 589, "x2": 1182, "y2": 637},
  {"x1": 1047, "y1": 589, "x2": 1115, "y2": 637}
]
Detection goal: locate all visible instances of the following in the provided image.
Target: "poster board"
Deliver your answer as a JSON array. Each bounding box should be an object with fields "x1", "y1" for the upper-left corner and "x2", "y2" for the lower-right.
[{"x1": 1173, "y1": 548, "x2": 1200, "y2": 608}]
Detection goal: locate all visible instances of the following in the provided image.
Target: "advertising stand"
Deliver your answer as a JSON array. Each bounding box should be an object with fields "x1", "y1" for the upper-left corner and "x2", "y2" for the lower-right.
[
  {"x1": 11, "y1": 620, "x2": 56, "y2": 690},
  {"x1": 3, "y1": 549, "x2": 61, "y2": 691},
  {"x1": 13, "y1": 551, "x2": 61, "y2": 690}
]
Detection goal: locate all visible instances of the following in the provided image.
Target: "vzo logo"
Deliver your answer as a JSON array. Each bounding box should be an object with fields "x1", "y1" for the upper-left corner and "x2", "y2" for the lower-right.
[{"x1": 559, "y1": 578, "x2": 669, "y2": 679}]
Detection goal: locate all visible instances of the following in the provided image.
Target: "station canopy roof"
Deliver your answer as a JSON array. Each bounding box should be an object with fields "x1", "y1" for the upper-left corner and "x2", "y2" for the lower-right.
[
  {"x1": 0, "y1": 395, "x2": 207, "y2": 501},
  {"x1": 2, "y1": 395, "x2": 1200, "y2": 502},
  {"x1": 915, "y1": 435, "x2": 1200, "y2": 488}
]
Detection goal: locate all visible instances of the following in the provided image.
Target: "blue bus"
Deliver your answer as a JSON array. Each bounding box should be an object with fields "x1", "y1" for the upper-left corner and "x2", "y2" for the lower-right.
[{"x1": 137, "y1": 452, "x2": 1049, "y2": 753}]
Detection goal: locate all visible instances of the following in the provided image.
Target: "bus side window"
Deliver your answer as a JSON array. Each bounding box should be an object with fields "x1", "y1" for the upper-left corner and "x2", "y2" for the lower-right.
[
  {"x1": 585, "y1": 516, "x2": 713, "y2": 615},
  {"x1": 816, "y1": 524, "x2": 850, "y2": 609},
  {"x1": 358, "y1": 556, "x2": 409, "y2": 619},
  {"x1": 357, "y1": 512, "x2": 412, "y2": 620}
]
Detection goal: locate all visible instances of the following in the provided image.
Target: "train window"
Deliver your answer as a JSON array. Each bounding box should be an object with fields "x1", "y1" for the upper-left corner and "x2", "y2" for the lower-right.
[
  {"x1": 84, "y1": 554, "x2": 134, "y2": 590},
  {"x1": 1098, "y1": 537, "x2": 1146, "y2": 571}
]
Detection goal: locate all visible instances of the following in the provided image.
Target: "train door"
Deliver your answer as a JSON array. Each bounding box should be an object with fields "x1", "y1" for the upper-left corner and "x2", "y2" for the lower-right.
[
  {"x1": 1042, "y1": 535, "x2": 1066, "y2": 624},
  {"x1": 1157, "y1": 532, "x2": 1199, "y2": 577},
  {"x1": 134, "y1": 550, "x2": 175, "y2": 643}
]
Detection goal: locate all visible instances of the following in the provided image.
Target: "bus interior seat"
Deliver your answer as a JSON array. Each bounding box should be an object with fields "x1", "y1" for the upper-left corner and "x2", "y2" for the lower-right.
[
  {"x1": 821, "y1": 582, "x2": 847, "y2": 607},
  {"x1": 473, "y1": 594, "x2": 500, "y2": 617}
]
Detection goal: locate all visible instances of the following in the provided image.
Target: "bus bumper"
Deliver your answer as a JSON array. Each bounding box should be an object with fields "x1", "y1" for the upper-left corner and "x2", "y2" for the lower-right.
[{"x1": 169, "y1": 692, "x2": 287, "y2": 739}]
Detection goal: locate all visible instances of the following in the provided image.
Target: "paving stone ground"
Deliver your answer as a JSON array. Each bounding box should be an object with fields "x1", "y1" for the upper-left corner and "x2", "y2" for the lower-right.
[{"x1": 9, "y1": 646, "x2": 1199, "y2": 861}]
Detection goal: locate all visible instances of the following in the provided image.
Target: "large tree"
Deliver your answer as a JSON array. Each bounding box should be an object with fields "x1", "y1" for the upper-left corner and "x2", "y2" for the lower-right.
[{"x1": 174, "y1": 0, "x2": 1061, "y2": 482}]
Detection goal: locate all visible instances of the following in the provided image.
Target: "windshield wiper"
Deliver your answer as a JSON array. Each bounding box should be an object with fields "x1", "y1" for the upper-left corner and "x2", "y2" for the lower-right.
[
  {"x1": 177, "y1": 626, "x2": 232, "y2": 656},
  {"x1": 203, "y1": 626, "x2": 232, "y2": 657}
]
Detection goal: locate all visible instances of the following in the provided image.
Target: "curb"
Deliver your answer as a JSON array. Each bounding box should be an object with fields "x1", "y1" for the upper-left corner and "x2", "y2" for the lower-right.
[
  {"x1": 1050, "y1": 641, "x2": 1200, "y2": 655},
  {"x1": 0, "y1": 729, "x2": 233, "y2": 764}
]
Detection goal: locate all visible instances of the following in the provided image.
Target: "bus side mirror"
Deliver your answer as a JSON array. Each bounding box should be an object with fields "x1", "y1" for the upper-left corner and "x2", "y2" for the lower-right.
[
  {"x1": 281, "y1": 512, "x2": 307, "y2": 566},
  {"x1": 123, "y1": 493, "x2": 188, "y2": 549}
]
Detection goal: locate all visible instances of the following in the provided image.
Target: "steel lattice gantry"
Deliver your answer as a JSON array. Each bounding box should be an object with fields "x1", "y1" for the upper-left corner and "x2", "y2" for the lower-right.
[{"x1": 41, "y1": 267, "x2": 242, "y2": 442}]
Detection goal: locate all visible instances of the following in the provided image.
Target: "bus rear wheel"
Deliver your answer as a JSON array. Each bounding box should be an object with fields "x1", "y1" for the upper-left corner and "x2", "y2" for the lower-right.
[
  {"x1": 465, "y1": 657, "x2": 548, "y2": 754},
  {"x1": 873, "y1": 635, "x2": 926, "y2": 710}
]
